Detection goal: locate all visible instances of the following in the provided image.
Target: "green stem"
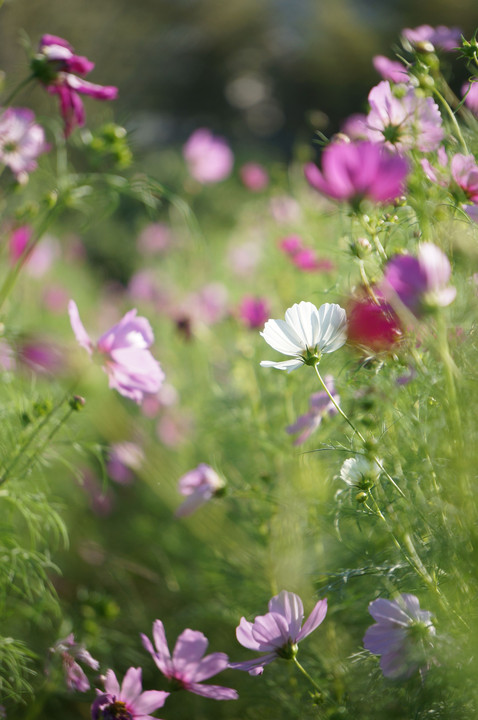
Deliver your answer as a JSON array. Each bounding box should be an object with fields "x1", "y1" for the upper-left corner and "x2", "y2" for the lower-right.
[
  {"x1": 433, "y1": 87, "x2": 469, "y2": 154},
  {"x1": 2, "y1": 74, "x2": 35, "y2": 107},
  {"x1": 293, "y1": 656, "x2": 323, "y2": 695}
]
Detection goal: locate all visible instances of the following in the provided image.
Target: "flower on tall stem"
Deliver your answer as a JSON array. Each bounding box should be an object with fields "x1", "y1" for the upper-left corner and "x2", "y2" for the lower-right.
[
  {"x1": 260, "y1": 301, "x2": 347, "y2": 372},
  {"x1": 286, "y1": 375, "x2": 339, "y2": 445},
  {"x1": 229, "y1": 590, "x2": 327, "y2": 675},
  {"x1": 141, "y1": 621, "x2": 238, "y2": 700},
  {"x1": 91, "y1": 667, "x2": 169, "y2": 720},
  {"x1": 32, "y1": 34, "x2": 118, "y2": 137},
  {"x1": 305, "y1": 140, "x2": 409, "y2": 206},
  {"x1": 68, "y1": 300, "x2": 165, "y2": 403},
  {"x1": 363, "y1": 594, "x2": 436, "y2": 679},
  {"x1": 0, "y1": 108, "x2": 48, "y2": 183}
]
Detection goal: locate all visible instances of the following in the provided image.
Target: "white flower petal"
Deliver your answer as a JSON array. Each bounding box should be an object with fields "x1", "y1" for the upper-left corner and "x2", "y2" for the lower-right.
[
  {"x1": 284, "y1": 302, "x2": 320, "y2": 349},
  {"x1": 260, "y1": 318, "x2": 304, "y2": 355},
  {"x1": 317, "y1": 303, "x2": 347, "y2": 353},
  {"x1": 260, "y1": 359, "x2": 304, "y2": 372}
]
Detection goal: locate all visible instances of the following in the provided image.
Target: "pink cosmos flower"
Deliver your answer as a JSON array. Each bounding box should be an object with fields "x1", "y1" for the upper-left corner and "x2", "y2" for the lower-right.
[
  {"x1": 279, "y1": 235, "x2": 333, "y2": 272},
  {"x1": 33, "y1": 34, "x2": 118, "y2": 137},
  {"x1": 137, "y1": 223, "x2": 173, "y2": 255},
  {"x1": 176, "y1": 463, "x2": 225, "y2": 517},
  {"x1": 107, "y1": 442, "x2": 144, "y2": 485},
  {"x1": 0, "y1": 108, "x2": 47, "y2": 183},
  {"x1": 183, "y1": 129, "x2": 233, "y2": 184},
  {"x1": 461, "y1": 82, "x2": 478, "y2": 116},
  {"x1": 450, "y1": 154, "x2": 478, "y2": 202},
  {"x1": 340, "y1": 113, "x2": 369, "y2": 141},
  {"x1": 305, "y1": 140, "x2": 408, "y2": 205},
  {"x1": 367, "y1": 81, "x2": 443, "y2": 152},
  {"x1": 402, "y1": 25, "x2": 461, "y2": 52},
  {"x1": 382, "y1": 243, "x2": 456, "y2": 316},
  {"x1": 239, "y1": 162, "x2": 269, "y2": 191},
  {"x1": 373, "y1": 56, "x2": 409, "y2": 84},
  {"x1": 238, "y1": 296, "x2": 270, "y2": 329},
  {"x1": 68, "y1": 300, "x2": 165, "y2": 403},
  {"x1": 91, "y1": 667, "x2": 169, "y2": 720},
  {"x1": 363, "y1": 594, "x2": 435, "y2": 679},
  {"x1": 347, "y1": 295, "x2": 402, "y2": 352},
  {"x1": 269, "y1": 195, "x2": 301, "y2": 223},
  {"x1": 230, "y1": 590, "x2": 327, "y2": 675},
  {"x1": 286, "y1": 375, "x2": 339, "y2": 445},
  {"x1": 141, "y1": 621, "x2": 238, "y2": 701},
  {"x1": 51, "y1": 633, "x2": 99, "y2": 693}
]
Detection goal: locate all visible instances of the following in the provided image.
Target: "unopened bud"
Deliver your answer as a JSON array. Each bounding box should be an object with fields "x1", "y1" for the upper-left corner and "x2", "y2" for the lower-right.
[{"x1": 69, "y1": 395, "x2": 86, "y2": 411}]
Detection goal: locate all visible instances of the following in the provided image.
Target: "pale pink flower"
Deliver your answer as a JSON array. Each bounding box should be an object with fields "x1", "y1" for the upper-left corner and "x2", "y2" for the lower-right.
[
  {"x1": 373, "y1": 56, "x2": 409, "y2": 84},
  {"x1": 51, "y1": 633, "x2": 99, "y2": 693},
  {"x1": 461, "y1": 82, "x2": 478, "y2": 116},
  {"x1": 286, "y1": 375, "x2": 339, "y2": 445},
  {"x1": 238, "y1": 296, "x2": 270, "y2": 329},
  {"x1": 402, "y1": 25, "x2": 461, "y2": 52},
  {"x1": 9, "y1": 226, "x2": 59, "y2": 276},
  {"x1": 183, "y1": 129, "x2": 233, "y2": 184},
  {"x1": 230, "y1": 590, "x2": 327, "y2": 675},
  {"x1": 239, "y1": 162, "x2": 269, "y2": 191},
  {"x1": 367, "y1": 81, "x2": 443, "y2": 152},
  {"x1": 137, "y1": 223, "x2": 173, "y2": 255},
  {"x1": 450, "y1": 154, "x2": 478, "y2": 202},
  {"x1": 269, "y1": 195, "x2": 301, "y2": 224},
  {"x1": 305, "y1": 140, "x2": 408, "y2": 205},
  {"x1": 68, "y1": 300, "x2": 165, "y2": 403},
  {"x1": 33, "y1": 34, "x2": 118, "y2": 137},
  {"x1": 227, "y1": 238, "x2": 263, "y2": 277},
  {"x1": 91, "y1": 667, "x2": 169, "y2": 720},
  {"x1": 141, "y1": 621, "x2": 238, "y2": 700},
  {"x1": 0, "y1": 108, "x2": 47, "y2": 183},
  {"x1": 107, "y1": 442, "x2": 144, "y2": 485},
  {"x1": 340, "y1": 113, "x2": 369, "y2": 141},
  {"x1": 176, "y1": 463, "x2": 224, "y2": 518},
  {"x1": 156, "y1": 410, "x2": 193, "y2": 447}
]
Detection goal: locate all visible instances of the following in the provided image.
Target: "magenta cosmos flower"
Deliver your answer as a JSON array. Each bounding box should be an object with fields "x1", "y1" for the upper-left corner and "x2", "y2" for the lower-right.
[
  {"x1": 68, "y1": 300, "x2": 165, "y2": 403},
  {"x1": 238, "y1": 296, "x2": 270, "y2": 329},
  {"x1": 363, "y1": 594, "x2": 435, "y2": 679},
  {"x1": 239, "y1": 162, "x2": 269, "y2": 191},
  {"x1": 183, "y1": 128, "x2": 233, "y2": 184},
  {"x1": 175, "y1": 463, "x2": 225, "y2": 517},
  {"x1": 305, "y1": 140, "x2": 408, "y2": 205},
  {"x1": 91, "y1": 667, "x2": 169, "y2": 720},
  {"x1": 230, "y1": 590, "x2": 327, "y2": 675},
  {"x1": 382, "y1": 243, "x2": 456, "y2": 316},
  {"x1": 141, "y1": 620, "x2": 238, "y2": 701},
  {"x1": 0, "y1": 108, "x2": 48, "y2": 183},
  {"x1": 32, "y1": 34, "x2": 118, "y2": 137},
  {"x1": 286, "y1": 375, "x2": 339, "y2": 445}
]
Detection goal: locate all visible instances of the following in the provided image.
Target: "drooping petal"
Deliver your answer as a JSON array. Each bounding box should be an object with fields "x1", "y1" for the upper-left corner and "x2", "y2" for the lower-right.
[
  {"x1": 68, "y1": 299, "x2": 93, "y2": 354},
  {"x1": 187, "y1": 682, "x2": 238, "y2": 700},
  {"x1": 296, "y1": 598, "x2": 328, "y2": 642},
  {"x1": 259, "y1": 358, "x2": 304, "y2": 372},
  {"x1": 229, "y1": 653, "x2": 277, "y2": 675}
]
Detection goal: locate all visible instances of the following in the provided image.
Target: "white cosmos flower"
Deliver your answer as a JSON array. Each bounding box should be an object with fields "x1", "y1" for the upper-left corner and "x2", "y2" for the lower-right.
[
  {"x1": 340, "y1": 456, "x2": 382, "y2": 487},
  {"x1": 260, "y1": 301, "x2": 347, "y2": 372}
]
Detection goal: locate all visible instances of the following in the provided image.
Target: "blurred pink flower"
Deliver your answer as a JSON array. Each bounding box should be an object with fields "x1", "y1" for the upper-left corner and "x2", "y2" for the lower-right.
[
  {"x1": 402, "y1": 25, "x2": 461, "y2": 52},
  {"x1": 176, "y1": 463, "x2": 225, "y2": 517},
  {"x1": 340, "y1": 113, "x2": 369, "y2": 141},
  {"x1": 227, "y1": 238, "x2": 263, "y2": 277},
  {"x1": 373, "y1": 56, "x2": 409, "y2": 84},
  {"x1": 279, "y1": 235, "x2": 334, "y2": 272},
  {"x1": 69, "y1": 300, "x2": 165, "y2": 403},
  {"x1": 43, "y1": 285, "x2": 69, "y2": 313},
  {"x1": 367, "y1": 81, "x2": 443, "y2": 152},
  {"x1": 0, "y1": 108, "x2": 47, "y2": 183},
  {"x1": 464, "y1": 204, "x2": 478, "y2": 223},
  {"x1": 461, "y1": 82, "x2": 478, "y2": 115},
  {"x1": 183, "y1": 128, "x2": 233, "y2": 184},
  {"x1": 51, "y1": 633, "x2": 99, "y2": 693},
  {"x1": 238, "y1": 296, "x2": 270, "y2": 329},
  {"x1": 141, "y1": 383, "x2": 178, "y2": 419},
  {"x1": 382, "y1": 243, "x2": 456, "y2": 315},
  {"x1": 305, "y1": 140, "x2": 408, "y2": 204},
  {"x1": 156, "y1": 410, "x2": 193, "y2": 447},
  {"x1": 269, "y1": 195, "x2": 301, "y2": 224},
  {"x1": 91, "y1": 667, "x2": 169, "y2": 720},
  {"x1": 9, "y1": 226, "x2": 59, "y2": 276},
  {"x1": 19, "y1": 337, "x2": 65, "y2": 375},
  {"x1": 230, "y1": 590, "x2": 327, "y2": 675},
  {"x1": 141, "y1": 621, "x2": 238, "y2": 700},
  {"x1": 80, "y1": 469, "x2": 114, "y2": 516},
  {"x1": 107, "y1": 442, "x2": 144, "y2": 485},
  {"x1": 34, "y1": 34, "x2": 118, "y2": 137},
  {"x1": 286, "y1": 375, "x2": 339, "y2": 445},
  {"x1": 137, "y1": 223, "x2": 174, "y2": 255},
  {"x1": 450, "y1": 154, "x2": 478, "y2": 202},
  {"x1": 239, "y1": 162, "x2": 269, "y2": 191},
  {"x1": 347, "y1": 295, "x2": 402, "y2": 352}
]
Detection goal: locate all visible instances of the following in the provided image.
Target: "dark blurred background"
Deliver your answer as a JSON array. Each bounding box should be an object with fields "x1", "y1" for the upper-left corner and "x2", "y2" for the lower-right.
[{"x1": 0, "y1": 0, "x2": 477, "y2": 156}]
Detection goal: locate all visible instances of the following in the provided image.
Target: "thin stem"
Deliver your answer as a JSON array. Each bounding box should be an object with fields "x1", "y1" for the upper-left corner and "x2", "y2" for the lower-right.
[
  {"x1": 2, "y1": 75, "x2": 35, "y2": 107},
  {"x1": 433, "y1": 87, "x2": 469, "y2": 154},
  {"x1": 293, "y1": 657, "x2": 323, "y2": 695}
]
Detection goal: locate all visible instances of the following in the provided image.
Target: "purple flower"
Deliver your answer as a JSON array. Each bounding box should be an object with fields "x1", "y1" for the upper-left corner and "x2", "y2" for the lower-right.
[
  {"x1": 176, "y1": 463, "x2": 224, "y2": 517},
  {"x1": 51, "y1": 633, "x2": 99, "y2": 693},
  {"x1": 0, "y1": 108, "x2": 47, "y2": 183},
  {"x1": 382, "y1": 243, "x2": 456, "y2": 316},
  {"x1": 286, "y1": 375, "x2": 339, "y2": 445},
  {"x1": 91, "y1": 667, "x2": 169, "y2": 720},
  {"x1": 183, "y1": 129, "x2": 233, "y2": 184},
  {"x1": 363, "y1": 594, "x2": 435, "y2": 679},
  {"x1": 373, "y1": 56, "x2": 409, "y2": 84},
  {"x1": 305, "y1": 140, "x2": 408, "y2": 205},
  {"x1": 238, "y1": 296, "x2": 270, "y2": 329},
  {"x1": 367, "y1": 81, "x2": 444, "y2": 153},
  {"x1": 229, "y1": 590, "x2": 327, "y2": 675},
  {"x1": 33, "y1": 35, "x2": 118, "y2": 137},
  {"x1": 68, "y1": 300, "x2": 165, "y2": 403},
  {"x1": 402, "y1": 25, "x2": 461, "y2": 52},
  {"x1": 141, "y1": 621, "x2": 238, "y2": 701},
  {"x1": 239, "y1": 162, "x2": 269, "y2": 191}
]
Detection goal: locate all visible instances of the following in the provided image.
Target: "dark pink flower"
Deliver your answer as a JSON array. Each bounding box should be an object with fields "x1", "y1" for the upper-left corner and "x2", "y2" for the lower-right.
[
  {"x1": 238, "y1": 296, "x2": 270, "y2": 329},
  {"x1": 239, "y1": 162, "x2": 269, "y2": 191},
  {"x1": 33, "y1": 35, "x2": 117, "y2": 137},
  {"x1": 0, "y1": 108, "x2": 47, "y2": 182},
  {"x1": 305, "y1": 140, "x2": 408, "y2": 205},
  {"x1": 373, "y1": 56, "x2": 409, "y2": 84},
  {"x1": 69, "y1": 300, "x2": 165, "y2": 403},
  {"x1": 176, "y1": 463, "x2": 225, "y2": 517},
  {"x1": 347, "y1": 295, "x2": 402, "y2": 352},
  {"x1": 382, "y1": 243, "x2": 456, "y2": 316},
  {"x1": 51, "y1": 633, "x2": 99, "y2": 693},
  {"x1": 230, "y1": 590, "x2": 327, "y2": 675},
  {"x1": 91, "y1": 667, "x2": 169, "y2": 720},
  {"x1": 141, "y1": 621, "x2": 238, "y2": 701},
  {"x1": 286, "y1": 375, "x2": 339, "y2": 445},
  {"x1": 402, "y1": 25, "x2": 461, "y2": 52},
  {"x1": 183, "y1": 129, "x2": 233, "y2": 184}
]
